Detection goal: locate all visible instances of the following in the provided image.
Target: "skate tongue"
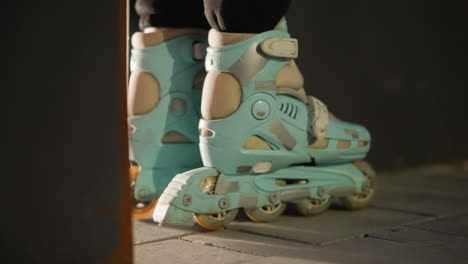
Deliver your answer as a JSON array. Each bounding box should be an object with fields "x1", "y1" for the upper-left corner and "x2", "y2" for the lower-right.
[
  {"x1": 208, "y1": 17, "x2": 289, "y2": 47},
  {"x1": 274, "y1": 17, "x2": 288, "y2": 32},
  {"x1": 208, "y1": 29, "x2": 256, "y2": 47},
  {"x1": 132, "y1": 28, "x2": 207, "y2": 49}
]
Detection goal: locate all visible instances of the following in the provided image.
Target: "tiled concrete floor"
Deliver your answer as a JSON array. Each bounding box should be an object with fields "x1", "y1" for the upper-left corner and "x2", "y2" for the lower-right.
[{"x1": 133, "y1": 163, "x2": 468, "y2": 264}]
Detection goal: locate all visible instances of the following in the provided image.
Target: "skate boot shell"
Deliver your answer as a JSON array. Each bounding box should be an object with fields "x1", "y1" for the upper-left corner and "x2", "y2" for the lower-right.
[
  {"x1": 153, "y1": 20, "x2": 376, "y2": 229},
  {"x1": 128, "y1": 29, "x2": 207, "y2": 218}
]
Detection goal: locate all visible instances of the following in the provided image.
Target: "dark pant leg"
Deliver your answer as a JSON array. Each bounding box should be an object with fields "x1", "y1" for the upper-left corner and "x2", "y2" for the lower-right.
[
  {"x1": 135, "y1": 0, "x2": 292, "y2": 33},
  {"x1": 135, "y1": 0, "x2": 209, "y2": 30},
  {"x1": 204, "y1": 0, "x2": 292, "y2": 33}
]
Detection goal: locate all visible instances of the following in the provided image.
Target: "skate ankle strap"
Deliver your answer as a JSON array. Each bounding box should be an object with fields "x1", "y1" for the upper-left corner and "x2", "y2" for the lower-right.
[
  {"x1": 260, "y1": 38, "x2": 298, "y2": 59},
  {"x1": 193, "y1": 41, "x2": 207, "y2": 61}
]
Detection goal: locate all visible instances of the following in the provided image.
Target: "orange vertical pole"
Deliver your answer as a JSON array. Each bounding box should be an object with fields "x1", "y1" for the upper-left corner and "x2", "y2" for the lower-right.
[{"x1": 105, "y1": 0, "x2": 133, "y2": 262}]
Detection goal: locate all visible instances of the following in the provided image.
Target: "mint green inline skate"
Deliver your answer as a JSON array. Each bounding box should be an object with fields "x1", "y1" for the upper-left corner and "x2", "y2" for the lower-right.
[
  {"x1": 128, "y1": 28, "x2": 207, "y2": 218},
  {"x1": 153, "y1": 19, "x2": 376, "y2": 229}
]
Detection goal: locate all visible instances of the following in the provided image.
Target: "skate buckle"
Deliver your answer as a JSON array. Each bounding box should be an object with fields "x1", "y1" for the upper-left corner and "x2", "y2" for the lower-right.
[
  {"x1": 260, "y1": 37, "x2": 298, "y2": 59},
  {"x1": 251, "y1": 100, "x2": 271, "y2": 120}
]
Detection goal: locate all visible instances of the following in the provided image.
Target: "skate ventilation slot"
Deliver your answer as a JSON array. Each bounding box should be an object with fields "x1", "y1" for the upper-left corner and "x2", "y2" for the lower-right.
[
  {"x1": 336, "y1": 140, "x2": 351, "y2": 149},
  {"x1": 279, "y1": 103, "x2": 299, "y2": 119},
  {"x1": 162, "y1": 131, "x2": 193, "y2": 143},
  {"x1": 276, "y1": 179, "x2": 309, "y2": 186},
  {"x1": 200, "y1": 128, "x2": 214, "y2": 137},
  {"x1": 242, "y1": 136, "x2": 272, "y2": 150}
]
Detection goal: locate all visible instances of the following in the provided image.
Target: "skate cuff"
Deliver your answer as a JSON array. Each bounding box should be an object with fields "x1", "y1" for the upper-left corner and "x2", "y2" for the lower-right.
[{"x1": 260, "y1": 38, "x2": 298, "y2": 59}]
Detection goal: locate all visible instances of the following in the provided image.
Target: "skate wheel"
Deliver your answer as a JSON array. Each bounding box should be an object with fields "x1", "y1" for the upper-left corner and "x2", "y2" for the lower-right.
[
  {"x1": 129, "y1": 160, "x2": 140, "y2": 183},
  {"x1": 339, "y1": 160, "x2": 377, "y2": 210},
  {"x1": 194, "y1": 175, "x2": 239, "y2": 230},
  {"x1": 132, "y1": 199, "x2": 158, "y2": 219},
  {"x1": 244, "y1": 203, "x2": 287, "y2": 223},
  {"x1": 194, "y1": 209, "x2": 239, "y2": 231},
  {"x1": 129, "y1": 161, "x2": 157, "y2": 218},
  {"x1": 293, "y1": 197, "x2": 332, "y2": 216}
]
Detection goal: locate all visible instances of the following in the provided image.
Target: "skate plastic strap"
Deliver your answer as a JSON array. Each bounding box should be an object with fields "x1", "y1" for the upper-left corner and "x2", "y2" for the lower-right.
[
  {"x1": 260, "y1": 38, "x2": 298, "y2": 59},
  {"x1": 269, "y1": 119, "x2": 297, "y2": 150},
  {"x1": 307, "y1": 96, "x2": 329, "y2": 141},
  {"x1": 193, "y1": 41, "x2": 207, "y2": 61}
]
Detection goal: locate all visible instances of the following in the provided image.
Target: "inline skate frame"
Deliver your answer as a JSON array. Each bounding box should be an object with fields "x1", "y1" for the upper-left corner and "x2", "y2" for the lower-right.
[
  {"x1": 128, "y1": 29, "x2": 207, "y2": 218},
  {"x1": 153, "y1": 19, "x2": 376, "y2": 229}
]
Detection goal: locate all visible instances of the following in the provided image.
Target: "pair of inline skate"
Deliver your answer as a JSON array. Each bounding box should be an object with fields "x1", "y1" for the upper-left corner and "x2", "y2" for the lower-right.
[{"x1": 128, "y1": 19, "x2": 376, "y2": 230}]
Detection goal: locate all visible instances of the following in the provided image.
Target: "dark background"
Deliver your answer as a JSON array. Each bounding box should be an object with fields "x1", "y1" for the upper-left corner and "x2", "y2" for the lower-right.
[
  {"x1": 287, "y1": 1, "x2": 468, "y2": 169},
  {"x1": 3, "y1": 0, "x2": 467, "y2": 262}
]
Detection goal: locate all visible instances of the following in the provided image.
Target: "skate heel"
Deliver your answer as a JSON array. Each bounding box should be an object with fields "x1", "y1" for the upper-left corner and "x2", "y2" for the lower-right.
[
  {"x1": 128, "y1": 30, "x2": 207, "y2": 218},
  {"x1": 153, "y1": 167, "x2": 219, "y2": 226}
]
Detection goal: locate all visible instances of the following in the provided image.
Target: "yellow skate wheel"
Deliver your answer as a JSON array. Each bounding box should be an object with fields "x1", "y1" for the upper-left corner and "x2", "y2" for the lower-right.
[
  {"x1": 132, "y1": 199, "x2": 158, "y2": 219},
  {"x1": 194, "y1": 174, "x2": 239, "y2": 230},
  {"x1": 244, "y1": 203, "x2": 287, "y2": 223},
  {"x1": 293, "y1": 197, "x2": 332, "y2": 216},
  {"x1": 129, "y1": 161, "x2": 139, "y2": 183},
  {"x1": 339, "y1": 160, "x2": 377, "y2": 210},
  {"x1": 129, "y1": 161, "x2": 158, "y2": 219},
  {"x1": 194, "y1": 209, "x2": 239, "y2": 231}
]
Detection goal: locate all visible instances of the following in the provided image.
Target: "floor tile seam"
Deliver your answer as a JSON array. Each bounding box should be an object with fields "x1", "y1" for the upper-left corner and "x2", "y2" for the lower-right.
[
  {"x1": 184, "y1": 233, "x2": 307, "y2": 248},
  {"x1": 133, "y1": 232, "x2": 198, "y2": 246},
  {"x1": 365, "y1": 233, "x2": 468, "y2": 252},
  {"x1": 227, "y1": 218, "x2": 432, "y2": 248},
  {"x1": 178, "y1": 236, "x2": 265, "y2": 256},
  {"x1": 364, "y1": 234, "x2": 423, "y2": 246},
  {"x1": 369, "y1": 205, "x2": 436, "y2": 217},
  {"x1": 407, "y1": 225, "x2": 468, "y2": 239},
  {"x1": 226, "y1": 228, "x2": 321, "y2": 246},
  {"x1": 350, "y1": 210, "x2": 468, "y2": 245},
  {"x1": 318, "y1": 233, "x2": 367, "y2": 246},
  {"x1": 133, "y1": 211, "x2": 468, "y2": 248},
  {"x1": 261, "y1": 211, "x2": 468, "y2": 247},
  {"x1": 396, "y1": 210, "x2": 468, "y2": 227}
]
